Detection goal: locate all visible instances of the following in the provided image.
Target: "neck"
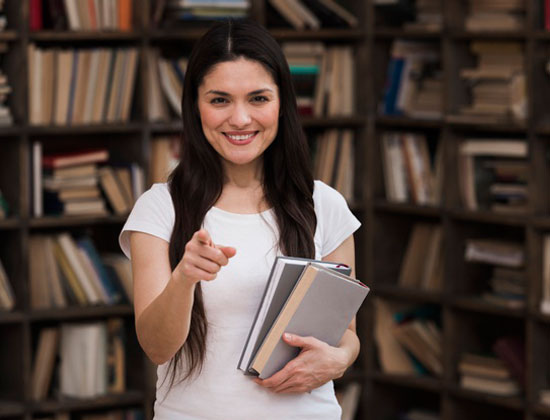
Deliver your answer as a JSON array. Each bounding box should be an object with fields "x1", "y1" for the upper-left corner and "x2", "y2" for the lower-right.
[{"x1": 222, "y1": 159, "x2": 263, "y2": 189}]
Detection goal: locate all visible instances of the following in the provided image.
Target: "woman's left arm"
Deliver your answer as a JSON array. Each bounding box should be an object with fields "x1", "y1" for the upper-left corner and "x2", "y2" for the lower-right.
[{"x1": 254, "y1": 235, "x2": 360, "y2": 393}]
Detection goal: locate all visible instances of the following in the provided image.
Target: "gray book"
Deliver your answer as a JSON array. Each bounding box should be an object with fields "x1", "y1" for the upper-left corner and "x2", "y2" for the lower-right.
[
  {"x1": 237, "y1": 256, "x2": 352, "y2": 374},
  {"x1": 250, "y1": 262, "x2": 369, "y2": 379}
]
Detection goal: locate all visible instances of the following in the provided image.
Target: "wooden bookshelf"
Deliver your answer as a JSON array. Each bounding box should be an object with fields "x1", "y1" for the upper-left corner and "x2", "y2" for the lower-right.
[{"x1": 2, "y1": 0, "x2": 550, "y2": 419}]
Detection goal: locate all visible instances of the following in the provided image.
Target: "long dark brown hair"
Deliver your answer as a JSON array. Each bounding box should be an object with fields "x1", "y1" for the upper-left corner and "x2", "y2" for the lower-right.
[{"x1": 166, "y1": 19, "x2": 316, "y2": 386}]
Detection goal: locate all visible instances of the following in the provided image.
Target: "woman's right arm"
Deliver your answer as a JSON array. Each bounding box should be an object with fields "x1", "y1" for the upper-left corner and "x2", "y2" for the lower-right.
[{"x1": 129, "y1": 229, "x2": 235, "y2": 365}]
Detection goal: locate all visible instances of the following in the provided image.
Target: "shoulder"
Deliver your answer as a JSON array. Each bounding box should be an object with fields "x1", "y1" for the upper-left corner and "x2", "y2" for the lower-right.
[
  {"x1": 119, "y1": 183, "x2": 174, "y2": 259},
  {"x1": 313, "y1": 180, "x2": 348, "y2": 212}
]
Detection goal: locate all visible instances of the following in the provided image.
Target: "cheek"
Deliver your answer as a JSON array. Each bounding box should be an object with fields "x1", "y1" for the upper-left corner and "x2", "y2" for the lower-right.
[{"x1": 198, "y1": 105, "x2": 224, "y2": 131}]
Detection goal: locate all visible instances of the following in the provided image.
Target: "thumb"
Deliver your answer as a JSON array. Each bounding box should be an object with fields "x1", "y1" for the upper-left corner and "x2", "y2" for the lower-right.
[
  {"x1": 217, "y1": 245, "x2": 237, "y2": 259},
  {"x1": 282, "y1": 333, "x2": 315, "y2": 349},
  {"x1": 196, "y1": 229, "x2": 212, "y2": 246}
]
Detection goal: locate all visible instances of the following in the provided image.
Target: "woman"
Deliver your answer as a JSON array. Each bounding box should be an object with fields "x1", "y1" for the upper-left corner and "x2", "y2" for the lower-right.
[{"x1": 119, "y1": 19, "x2": 361, "y2": 419}]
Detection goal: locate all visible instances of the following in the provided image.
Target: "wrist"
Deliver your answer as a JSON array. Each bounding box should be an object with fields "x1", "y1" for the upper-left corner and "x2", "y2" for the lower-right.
[{"x1": 172, "y1": 266, "x2": 198, "y2": 290}]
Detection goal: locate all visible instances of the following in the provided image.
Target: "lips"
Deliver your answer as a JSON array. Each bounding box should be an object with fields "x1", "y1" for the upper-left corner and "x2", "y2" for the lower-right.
[{"x1": 223, "y1": 131, "x2": 258, "y2": 146}]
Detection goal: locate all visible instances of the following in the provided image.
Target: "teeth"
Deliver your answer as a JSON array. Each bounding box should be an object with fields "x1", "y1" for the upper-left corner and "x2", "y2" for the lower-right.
[{"x1": 227, "y1": 133, "x2": 254, "y2": 141}]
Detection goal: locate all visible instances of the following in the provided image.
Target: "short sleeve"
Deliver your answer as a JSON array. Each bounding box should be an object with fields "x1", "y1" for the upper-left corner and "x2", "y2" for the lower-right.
[
  {"x1": 313, "y1": 180, "x2": 361, "y2": 257},
  {"x1": 118, "y1": 183, "x2": 174, "y2": 259}
]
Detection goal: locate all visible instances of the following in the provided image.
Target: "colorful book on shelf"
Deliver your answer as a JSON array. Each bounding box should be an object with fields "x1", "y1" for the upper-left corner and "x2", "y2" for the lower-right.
[
  {"x1": 246, "y1": 262, "x2": 368, "y2": 379},
  {"x1": 0, "y1": 258, "x2": 15, "y2": 311},
  {"x1": 31, "y1": 327, "x2": 59, "y2": 400},
  {"x1": 541, "y1": 235, "x2": 550, "y2": 315}
]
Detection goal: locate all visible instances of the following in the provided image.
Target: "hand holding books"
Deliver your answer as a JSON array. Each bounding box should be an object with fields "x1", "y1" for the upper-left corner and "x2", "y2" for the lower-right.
[
  {"x1": 253, "y1": 331, "x2": 353, "y2": 393},
  {"x1": 174, "y1": 229, "x2": 236, "y2": 285},
  {"x1": 238, "y1": 258, "x2": 369, "y2": 380}
]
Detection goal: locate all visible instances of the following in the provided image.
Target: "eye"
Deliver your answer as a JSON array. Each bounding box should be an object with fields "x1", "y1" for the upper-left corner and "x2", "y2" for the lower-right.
[
  {"x1": 210, "y1": 97, "x2": 228, "y2": 105},
  {"x1": 251, "y1": 95, "x2": 269, "y2": 103}
]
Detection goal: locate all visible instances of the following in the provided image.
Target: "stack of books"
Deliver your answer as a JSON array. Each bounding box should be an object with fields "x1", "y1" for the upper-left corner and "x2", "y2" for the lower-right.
[
  {"x1": 162, "y1": 0, "x2": 250, "y2": 23},
  {"x1": 402, "y1": 0, "x2": 442, "y2": 31},
  {"x1": 458, "y1": 139, "x2": 528, "y2": 213},
  {"x1": 28, "y1": 46, "x2": 139, "y2": 126},
  {"x1": 458, "y1": 353, "x2": 520, "y2": 396},
  {"x1": 29, "y1": 233, "x2": 132, "y2": 309},
  {"x1": 31, "y1": 319, "x2": 126, "y2": 400},
  {"x1": 283, "y1": 42, "x2": 324, "y2": 116},
  {"x1": 0, "y1": 0, "x2": 7, "y2": 31},
  {"x1": 458, "y1": 42, "x2": 526, "y2": 122},
  {"x1": 381, "y1": 40, "x2": 442, "y2": 119},
  {"x1": 484, "y1": 266, "x2": 526, "y2": 309},
  {"x1": 374, "y1": 300, "x2": 442, "y2": 377},
  {"x1": 381, "y1": 132, "x2": 443, "y2": 206},
  {"x1": 30, "y1": 0, "x2": 133, "y2": 31},
  {"x1": 33, "y1": 145, "x2": 145, "y2": 217},
  {"x1": 465, "y1": 0, "x2": 525, "y2": 32},
  {"x1": 313, "y1": 129, "x2": 354, "y2": 202},
  {"x1": 541, "y1": 389, "x2": 550, "y2": 406},
  {"x1": 465, "y1": 239, "x2": 526, "y2": 308},
  {"x1": 0, "y1": 41, "x2": 11, "y2": 126},
  {"x1": 268, "y1": 0, "x2": 357, "y2": 29},
  {"x1": 0, "y1": 258, "x2": 14, "y2": 311},
  {"x1": 398, "y1": 223, "x2": 443, "y2": 292}
]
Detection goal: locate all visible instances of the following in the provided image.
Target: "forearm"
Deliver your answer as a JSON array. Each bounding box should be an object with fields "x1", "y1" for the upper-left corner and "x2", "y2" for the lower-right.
[
  {"x1": 135, "y1": 272, "x2": 196, "y2": 365},
  {"x1": 337, "y1": 328, "x2": 360, "y2": 375}
]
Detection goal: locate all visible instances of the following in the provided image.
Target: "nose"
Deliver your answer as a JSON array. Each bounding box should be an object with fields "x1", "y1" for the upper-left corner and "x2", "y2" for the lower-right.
[{"x1": 228, "y1": 102, "x2": 252, "y2": 128}]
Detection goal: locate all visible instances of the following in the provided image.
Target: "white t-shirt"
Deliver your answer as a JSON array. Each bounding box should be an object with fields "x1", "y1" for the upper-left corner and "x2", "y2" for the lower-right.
[{"x1": 119, "y1": 180, "x2": 361, "y2": 420}]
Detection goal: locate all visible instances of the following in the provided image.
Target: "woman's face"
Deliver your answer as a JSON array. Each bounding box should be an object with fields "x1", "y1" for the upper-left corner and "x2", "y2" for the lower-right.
[{"x1": 197, "y1": 58, "x2": 280, "y2": 171}]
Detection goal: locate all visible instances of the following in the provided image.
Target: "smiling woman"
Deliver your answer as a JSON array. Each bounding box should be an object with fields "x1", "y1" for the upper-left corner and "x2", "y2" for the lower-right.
[
  {"x1": 198, "y1": 58, "x2": 280, "y2": 171},
  {"x1": 118, "y1": 19, "x2": 361, "y2": 420}
]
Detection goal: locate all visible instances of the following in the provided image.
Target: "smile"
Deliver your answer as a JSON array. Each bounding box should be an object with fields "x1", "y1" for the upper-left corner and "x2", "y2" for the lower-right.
[{"x1": 223, "y1": 131, "x2": 258, "y2": 145}]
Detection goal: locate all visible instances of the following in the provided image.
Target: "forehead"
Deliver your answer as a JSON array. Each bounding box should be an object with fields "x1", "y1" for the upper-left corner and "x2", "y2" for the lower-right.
[{"x1": 199, "y1": 58, "x2": 277, "y2": 93}]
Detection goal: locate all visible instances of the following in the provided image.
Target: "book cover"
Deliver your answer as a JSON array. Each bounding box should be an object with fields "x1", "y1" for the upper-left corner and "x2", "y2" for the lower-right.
[{"x1": 248, "y1": 262, "x2": 368, "y2": 379}]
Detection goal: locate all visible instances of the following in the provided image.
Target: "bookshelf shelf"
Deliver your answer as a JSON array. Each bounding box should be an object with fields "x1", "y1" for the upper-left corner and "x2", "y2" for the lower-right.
[
  {"x1": 28, "y1": 305, "x2": 134, "y2": 322},
  {"x1": 372, "y1": 284, "x2": 442, "y2": 304},
  {"x1": 0, "y1": 31, "x2": 17, "y2": 41},
  {"x1": 450, "y1": 296, "x2": 526, "y2": 319},
  {"x1": 0, "y1": 400, "x2": 24, "y2": 417},
  {"x1": 370, "y1": 372, "x2": 442, "y2": 392},
  {"x1": 27, "y1": 123, "x2": 144, "y2": 135},
  {"x1": 531, "y1": 217, "x2": 550, "y2": 230},
  {"x1": 375, "y1": 116, "x2": 443, "y2": 129},
  {"x1": 374, "y1": 28, "x2": 442, "y2": 39},
  {"x1": 268, "y1": 28, "x2": 365, "y2": 41},
  {"x1": 0, "y1": 127, "x2": 22, "y2": 136},
  {"x1": 447, "y1": 385, "x2": 525, "y2": 411},
  {"x1": 0, "y1": 218, "x2": 21, "y2": 229},
  {"x1": 447, "y1": 209, "x2": 528, "y2": 227},
  {"x1": 28, "y1": 215, "x2": 128, "y2": 228},
  {"x1": 532, "y1": 311, "x2": 550, "y2": 324},
  {"x1": 30, "y1": 390, "x2": 144, "y2": 413},
  {"x1": 535, "y1": 32, "x2": 550, "y2": 40},
  {"x1": 373, "y1": 200, "x2": 443, "y2": 218},
  {"x1": 0, "y1": 311, "x2": 24, "y2": 324},
  {"x1": 29, "y1": 31, "x2": 142, "y2": 42},
  {"x1": 449, "y1": 31, "x2": 528, "y2": 40},
  {"x1": 444, "y1": 115, "x2": 527, "y2": 132},
  {"x1": 301, "y1": 116, "x2": 366, "y2": 128},
  {"x1": 149, "y1": 28, "x2": 209, "y2": 41}
]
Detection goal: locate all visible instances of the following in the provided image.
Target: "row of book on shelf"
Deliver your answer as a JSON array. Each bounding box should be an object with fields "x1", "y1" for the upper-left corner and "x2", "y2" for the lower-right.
[
  {"x1": 32, "y1": 145, "x2": 144, "y2": 218},
  {"x1": 267, "y1": 0, "x2": 357, "y2": 29},
  {"x1": 380, "y1": 132, "x2": 528, "y2": 215},
  {"x1": 394, "y1": 220, "x2": 550, "y2": 313},
  {"x1": 29, "y1": 232, "x2": 132, "y2": 309},
  {"x1": 30, "y1": 0, "x2": 133, "y2": 31},
  {"x1": 373, "y1": 300, "x2": 527, "y2": 397},
  {"x1": 380, "y1": 39, "x2": 526, "y2": 123},
  {"x1": 32, "y1": 318, "x2": 127, "y2": 400},
  {"x1": 28, "y1": 46, "x2": 138, "y2": 126},
  {"x1": 375, "y1": 0, "x2": 529, "y2": 32}
]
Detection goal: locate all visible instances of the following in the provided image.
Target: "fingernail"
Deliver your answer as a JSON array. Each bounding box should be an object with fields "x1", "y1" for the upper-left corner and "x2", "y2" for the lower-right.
[{"x1": 284, "y1": 333, "x2": 291, "y2": 341}]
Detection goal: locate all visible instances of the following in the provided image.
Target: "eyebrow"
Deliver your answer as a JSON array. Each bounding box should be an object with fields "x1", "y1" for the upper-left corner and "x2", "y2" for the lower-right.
[{"x1": 205, "y1": 88, "x2": 274, "y2": 96}]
